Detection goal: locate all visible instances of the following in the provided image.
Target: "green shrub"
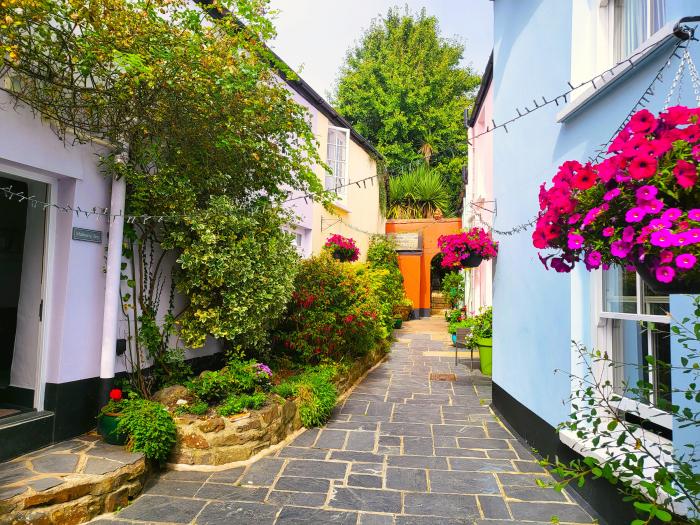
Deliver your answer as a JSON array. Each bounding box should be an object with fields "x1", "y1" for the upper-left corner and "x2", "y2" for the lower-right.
[
  {"x1": 186, "y1": 369, "x2": 239, "y2": 404},
  {"x1": 469, "y1": 306, "x2": 493, "y2": 342},
  {"x1": 441, "y1": 271, "x2": 464, "y2": 309},
  {"x1": 174, "y1": 400, "x2": 209, "y2": 416},
  {"x1": 272, "y1": 365, "x2": 338, "y2": 427},
  {"x1": 117, "y1": 398, "x2": 176, "y2": 463},
  {"x1": 185, "y1": 358, "x2": 272, "y2": 404},
  {"x1": 274, "y1": 253, "x2": 383, "y2": 363},
  {"x1": 217, "y1": 392, "x2": 266, "y2": 416}
]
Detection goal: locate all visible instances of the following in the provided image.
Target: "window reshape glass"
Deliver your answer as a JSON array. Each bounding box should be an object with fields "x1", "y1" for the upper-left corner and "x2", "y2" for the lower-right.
[
  {"x1": 326, "y1": 128, "x2": 348, "y2": 195},
  {"x1": 613, "y1": 0, "x2": 666, "y2": 63}
]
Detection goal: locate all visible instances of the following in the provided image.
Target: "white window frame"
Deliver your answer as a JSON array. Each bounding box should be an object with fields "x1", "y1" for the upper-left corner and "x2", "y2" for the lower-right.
[
  {"x1": 325, "y1": 126, "x2": 349, "y2": 201},
  {"x1": 592, "y1": 268, "x2": 673, "y2": 432},
  {"x1": 600, "y1": 0, "x2": 667, "y2": 67}
]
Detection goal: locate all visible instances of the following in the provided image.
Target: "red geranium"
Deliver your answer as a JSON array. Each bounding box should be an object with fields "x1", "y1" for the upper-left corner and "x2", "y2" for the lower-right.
[{"x1": 109, "y1": 388, "x2": 122, "y2": 401}]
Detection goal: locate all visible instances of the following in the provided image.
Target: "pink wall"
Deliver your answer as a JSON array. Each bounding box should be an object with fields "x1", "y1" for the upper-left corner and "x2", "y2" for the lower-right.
[{"x1": 465, "y1": 83, "x2": 494, "y2": 312}]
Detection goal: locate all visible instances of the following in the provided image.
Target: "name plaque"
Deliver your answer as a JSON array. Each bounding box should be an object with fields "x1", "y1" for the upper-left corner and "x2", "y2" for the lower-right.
[
  {"x1": 388, "y1": 232, "x2": 422, "y2": 252},
  {"x1": 72, "y1": 227, "x2": 103, "y2": 244}
]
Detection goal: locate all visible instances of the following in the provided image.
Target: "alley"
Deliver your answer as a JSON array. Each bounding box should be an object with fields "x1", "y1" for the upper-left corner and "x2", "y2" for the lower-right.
[{"x1": 94, "y1": 318, "x2": 595, "y2": 525}]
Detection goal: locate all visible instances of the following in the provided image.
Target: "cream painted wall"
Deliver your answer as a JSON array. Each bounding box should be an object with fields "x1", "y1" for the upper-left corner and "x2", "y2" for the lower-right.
[{"x1": 310, "y1": 113, "x2": 384, "y2": 262}]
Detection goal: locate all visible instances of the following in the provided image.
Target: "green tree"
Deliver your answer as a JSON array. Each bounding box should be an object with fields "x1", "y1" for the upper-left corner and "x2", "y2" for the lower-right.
[{"x1": 332, "y1": 7, "x2": 480, "y2": 214}]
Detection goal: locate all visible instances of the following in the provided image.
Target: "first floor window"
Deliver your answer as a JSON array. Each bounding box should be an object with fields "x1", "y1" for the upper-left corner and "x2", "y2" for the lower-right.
[
  {"x1": 326, "y1": 127, "x2": 348, "y2": 196},
  {"x1": 613, "y1": 0, "x2": 666, "y2": 63},
  {"x1": 598, "y1": 265, "x2": 671, "y2": 431}
]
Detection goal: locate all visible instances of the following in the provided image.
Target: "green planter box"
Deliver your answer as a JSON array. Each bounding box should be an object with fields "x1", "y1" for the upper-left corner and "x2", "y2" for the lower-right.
[
  {"x1": 97, "y1": 413, "x2": 127, "y2": 445},
  {"x1": 476, "y1": 336, "x2": 492, "y2": 376}
]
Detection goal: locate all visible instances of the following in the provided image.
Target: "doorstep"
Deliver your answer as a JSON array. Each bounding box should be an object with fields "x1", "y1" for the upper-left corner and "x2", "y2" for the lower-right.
[{"x1": 0, "y1": 411, "x2": 54, "y2": 462}]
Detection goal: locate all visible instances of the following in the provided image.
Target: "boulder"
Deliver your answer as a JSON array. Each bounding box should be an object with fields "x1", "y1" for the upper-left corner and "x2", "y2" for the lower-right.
[{"x1": 151, "y1": 385, "x2": 192, "y2": 409}]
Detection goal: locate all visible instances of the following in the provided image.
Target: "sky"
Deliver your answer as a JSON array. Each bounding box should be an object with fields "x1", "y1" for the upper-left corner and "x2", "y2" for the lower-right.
[{"x1": 267, "y1": 0, "x2": 493, "y2": 99}]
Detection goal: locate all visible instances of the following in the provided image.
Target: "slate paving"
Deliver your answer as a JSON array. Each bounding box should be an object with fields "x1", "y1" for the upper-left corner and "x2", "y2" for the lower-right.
[{"x1": 94, "y1": 317, "x2": 596, "y2": 525}]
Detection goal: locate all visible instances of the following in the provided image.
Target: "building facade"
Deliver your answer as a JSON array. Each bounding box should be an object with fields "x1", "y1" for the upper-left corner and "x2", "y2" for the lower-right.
[{"x1": 489, "y1": 1, "x2": 700, "y2": 522}]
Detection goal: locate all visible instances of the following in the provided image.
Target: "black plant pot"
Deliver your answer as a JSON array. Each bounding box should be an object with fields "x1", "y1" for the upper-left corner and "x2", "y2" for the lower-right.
[
  {"x1": 460, "y1": 253, "x2": 484, "y2": 269},
  {"x1": 635, "y1": 261, "x2": 700, "y2": 295}
]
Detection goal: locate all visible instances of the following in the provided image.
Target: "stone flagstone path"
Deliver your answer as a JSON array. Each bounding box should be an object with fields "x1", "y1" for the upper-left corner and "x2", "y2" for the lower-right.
[{"x1": 92, "y1": 317, "x2": 596, "y2": 525}]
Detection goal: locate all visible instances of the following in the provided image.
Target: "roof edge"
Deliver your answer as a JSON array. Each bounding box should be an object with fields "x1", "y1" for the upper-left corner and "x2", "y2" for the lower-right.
[{"x1": 467, "y1": 51, "x2": 493, "y2": 128}]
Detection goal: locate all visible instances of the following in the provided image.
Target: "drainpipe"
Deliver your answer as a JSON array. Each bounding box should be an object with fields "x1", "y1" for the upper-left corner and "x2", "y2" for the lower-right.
[{"x1": 99, "y1": 172, "x2": 127, "y2": 405}]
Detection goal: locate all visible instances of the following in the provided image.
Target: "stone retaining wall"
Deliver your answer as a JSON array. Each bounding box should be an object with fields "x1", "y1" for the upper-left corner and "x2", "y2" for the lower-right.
[{"x1": 169, "y1": 344, "x2": 387, "y2": 466}]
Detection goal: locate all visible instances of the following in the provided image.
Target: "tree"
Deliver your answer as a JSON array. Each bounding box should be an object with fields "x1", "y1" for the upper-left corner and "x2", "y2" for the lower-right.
[
  {"x1": 332, "y1": 7, "x2": 480, "y2": 214},
  {"x1": 387, "y1": 164, "x2": 451, "y2": 219}
]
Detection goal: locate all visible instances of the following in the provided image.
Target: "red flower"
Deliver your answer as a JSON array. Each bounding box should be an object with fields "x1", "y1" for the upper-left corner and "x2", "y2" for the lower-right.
[
  {"x1": 628, "y1": 109, "x2": 658, "y2": 134},
  {"x1": 572, "y1": 166, "x2": 597, "y2": 190},
  {"x1": 109, "y1": 388, "x2": 122, "y2": 401},
  {"x1": 628, "y1": 156, "x2": 657, "y2": 180},
  {"x1": 674, "y1": 159, "x2": 698, "y2": 189}
]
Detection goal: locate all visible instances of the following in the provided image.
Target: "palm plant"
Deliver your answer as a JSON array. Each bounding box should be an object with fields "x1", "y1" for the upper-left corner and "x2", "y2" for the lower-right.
[{"x1": 387, "y1": 164, "x2": 451, "y2": 219}]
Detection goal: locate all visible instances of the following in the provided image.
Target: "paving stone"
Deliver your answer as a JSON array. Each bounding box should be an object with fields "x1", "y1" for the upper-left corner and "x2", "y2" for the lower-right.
[
  {"x1": 486, "y1": 449, "x2": 519, "y2": 460},
  {"x1": 402, "y1": 437, "x2": 433, "y2": 456},
  {"x1": 274, "y1": 476, "x2": 330, "y2": 493},
  {"x1": 0, "y1": 465, "x2": 34, "y2": 486},
  {"x1": 403, "y1": 492, "x2": 479, "y2": 518},
  {"x1": 329, "y1": 487, "x2": 402, "y2": 513},
  {"x1": 162, "y1": 469, "x2": 213, "y2": 481},
  {"x1": 83, "y1": 457, "x2": 125, "y2": 475},
  {"x1": 144, "y1": 479, "x2": 202, "y2": 497},
  {"x1": 239, "y1": 458, "x2": 285, "y2": 486},
  {"x1": 385, "y1": 467, "x2": 427, "y2": 492},
  {"x1": 87, "y1": 443, "x2": 143, "y2": 463},
  {"x1": 118, "y1": 494, "x2": 206, "y2": 523},
  {"x1": 497, "y1": 473, "x2": 551, "y2": 487},
  {"x1": 509, "y1": 501, "x2": 592, "y2": 523},
  {"x1": 396, "y1": 516, "x2": 470, "y2": 525},
  {"x1": 514, "y1": 460, "x2": 547, "y2": 473},
  {"x1": 206, "y1": 468, "x2": 244, "y2": 483},
  {"x1": 359, "y1": 513, "x2": 394, "y2": 525},
  {"x1": 433, "y1": 436, "x2": 458, "y2": 448},
  {"x1": 456, "y1": 438, "x2": 511, "y2": 450},
  {"x1": 387, "y1": 455, "x2": 448, "y2": 470},
  {"x1": 478, "y1": 495, "x2": 511, "y2": 519},
  {"x1": 449, "y1": 458, "x2": 517, "y2": 472},
  {"x1": 330, "y1": 451, "x2": 383, "y2": 463},
  {"x1": 341, "y1": 400, "x2": 370, "y2": 415},
  {"x1": 435, "y1": 447, "x2": 488, "y2": 458},
  {"x1": 326, "y1": 421, "x2": 379, "y2": 432},
  {"x1": 351, "y1": 463, "x2": 384, "y2": 476},
  {"x1": 0, "y1": 485, "x2": 28, "y2": 500},
  {"x1": 32, "y1": 453, "x2": 79, "y2": 474},
  {"x1": 380, "y1": 423, "x2": 432, "y2": 437},
  {"x1": 27, "y1": 477, "x2": 64, "y2": 492},
  {"x1": 315, "y1": 429, "x2": 347, "y2": 449},
  {"x1": 266, "y1": 490, "x2": 327, "y2": 507},
  {"x1": 282, "y1": 459, "x2": 348, "y2": 479},
  {"x1": 347, "y1": 474, "x2": 383, "y2": 488},
  {"x1": 291, "y1": 428, "x2": 319, "y2": 447},
  {"x1": 428, "y1": 470, "x2": 500, "y2": 495},
  {"x1": 378, "y1": 435, "x2": 400, "y2": 447},
  {"x1": 366, "y1": 402, "x2": 395, "y2": 417},
  {"x1": 433, "y1": 425, "x2": 488, "y2": 438},
  {"x1": 345, "y1": 431, "x2": 376, "y2": 452},
  {"x1": 195, "y1": 483, "x2": 268, "y2": 501},
  {"x1": 277, "y1": 506, "x2": 358, "y2": 525},
  {"x1": 196, "y1": 501, "x2": 279, "y2": 525},
  {"x1": 277, "y1": 446, "x2": 328, "y2": 459},
  {"x1": 503, "y1": 485, "x2": 568, "y2": 502}
]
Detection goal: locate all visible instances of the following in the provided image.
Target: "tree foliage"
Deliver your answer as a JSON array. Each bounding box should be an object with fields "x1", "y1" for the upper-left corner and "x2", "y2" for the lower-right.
[
  {"x1": 387, "y1": 163, "x2": 451, "y2": 219},
  {"x1": 332, "y1": 7, "x2": 480, "y2": 213},
  {"x1": 0, "y1": 0, "x2": 327, "y2": 391}
]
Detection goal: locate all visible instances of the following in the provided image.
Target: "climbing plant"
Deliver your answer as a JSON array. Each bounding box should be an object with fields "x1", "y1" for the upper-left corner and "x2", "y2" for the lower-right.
[{"x1": 0, "y1": 0, "x2": 327, "y2": 392}]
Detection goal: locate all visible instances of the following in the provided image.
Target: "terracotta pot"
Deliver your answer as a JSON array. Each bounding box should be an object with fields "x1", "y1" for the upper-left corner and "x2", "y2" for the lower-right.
[{"x1": 635, "y1": 261, "x2": 700, "y2": 295}]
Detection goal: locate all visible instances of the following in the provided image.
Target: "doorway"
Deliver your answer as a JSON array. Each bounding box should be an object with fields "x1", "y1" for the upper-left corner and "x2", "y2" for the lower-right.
[{"x1": 0, "y1": 175, "x2": 49, "y2": 419}]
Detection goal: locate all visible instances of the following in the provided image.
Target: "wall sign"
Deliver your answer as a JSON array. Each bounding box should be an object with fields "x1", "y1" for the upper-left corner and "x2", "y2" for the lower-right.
[
  {"x1": 72, "y1": 227, "x2": 103, "y2": 244},
  {"x1": 388, "y1": 232, "x2": 422, "y2": 252}
]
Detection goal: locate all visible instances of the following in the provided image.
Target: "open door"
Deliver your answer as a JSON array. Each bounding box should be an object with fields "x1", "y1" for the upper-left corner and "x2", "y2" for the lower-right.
[{"x1": 0, "y1": 175, "x2": 48, "y2": 418}]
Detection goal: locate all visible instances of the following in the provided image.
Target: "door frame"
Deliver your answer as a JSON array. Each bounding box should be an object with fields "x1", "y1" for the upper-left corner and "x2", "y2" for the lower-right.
[{"x1": 0, "y1": 160, "x2": 56, "y2": 412}]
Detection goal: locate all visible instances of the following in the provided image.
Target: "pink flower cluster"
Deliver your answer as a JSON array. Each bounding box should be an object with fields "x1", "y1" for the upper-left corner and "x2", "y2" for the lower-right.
[
  {"x1": 438, "y1": 227, "x2": 498, "y2": 268},
  {"x1": 534, "y1": 106, "x2": 700, "y2": 284},
  {"x1": 324, "y1": 234, "x2": 360, "y2": 262}
]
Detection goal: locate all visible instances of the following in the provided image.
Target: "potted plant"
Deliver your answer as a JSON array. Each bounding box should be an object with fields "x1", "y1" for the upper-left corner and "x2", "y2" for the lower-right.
[
  {"x1": 324, "y1": 234, "x2": 360, "y2": 262},
  {"x1": 438, "y1": 228, "x2": 498, "y2": 269},
  {"x1": 468, "y1": 307, "x2": 492, "y2": 375},
  {"x1": 533, "y1": 106, "x2": 700, "y2": 294},
  {"x1": 97, "y1": 388, "x2": 128, "y2": 445},
  {"x1": 394, "y1": 297, "x2": 413, "y2": 321}
]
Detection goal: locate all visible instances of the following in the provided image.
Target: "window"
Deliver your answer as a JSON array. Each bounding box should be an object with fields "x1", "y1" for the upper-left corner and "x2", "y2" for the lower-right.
[
  {"x1": 613, "y1": 0, "x2": 666, "y2": 63},
  {"x1": 598, "y1": 266, "x2": 672, "y2": 430},
  {"x1": 326, "y1": 127, "x2": 348, "y2": 196}
]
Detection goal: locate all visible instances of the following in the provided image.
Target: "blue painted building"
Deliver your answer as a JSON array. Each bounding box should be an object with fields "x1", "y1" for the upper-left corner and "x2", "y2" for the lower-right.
[{"x1": 482, "y1": 1, "x2": 700, "y2": 522}]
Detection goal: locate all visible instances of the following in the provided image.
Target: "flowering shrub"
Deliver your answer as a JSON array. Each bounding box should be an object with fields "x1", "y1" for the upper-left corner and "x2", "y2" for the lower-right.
[
  {"x1": 274, "y1": 253, "x2": 383, "y2": 363},
  {"x1": 324, "y1": 234, "x2": 360, "y2": 262},
  {"x1": 438, "y1": 228, "x2": 498, "y2": 268},
  {"x1": 534, "y1": 106, "x2": 700, "y2": 287}
]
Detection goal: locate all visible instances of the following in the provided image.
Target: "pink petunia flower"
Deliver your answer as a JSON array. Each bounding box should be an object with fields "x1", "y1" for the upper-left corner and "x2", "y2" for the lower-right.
[
  {"x1": 628, "y1": 156, "x2": 658, "y2": 180},
  {"x1": 676, "y1": 253, "x2": 697, "y2": 269},
  {"x1": 688, "y1": 209, "x2": 700, "y2": 221},
  {"x1": 674, "y1": 159, "x2": 698, "y2": 189},
  {"x1": 622, "y1": 226, "x2": 636, "y2": 243},
  {"x1": 635, "y1": 185, "x2": 658, "y2": 201},
  {"x1": 567, "y1": 233, "x2": 584, "y2": 249},
  {"x1": 625, "y1": 207, "x2": 646, "y2": 223},
  {"x1": 604, "y1": 188, "x2": 621, "y2": 201},
  {"x1": 660, "y1": 250, "x2": 674, "y2": 263},
  {"x1": 656, "y1": 266, "x2": 675, "y2": 283},
  {"x1": 602, "y1": 226, "x2": 615, "y2": 237},
  {"x1": 610, "y1": 240, "x2": 631, "y2": 258},
  {"x1": 649, "y1": 229, "x2": 674, "y2": 247},
  {"x1": 585, "y1": 251, "x2": 602, "y2": 270},
  {"x1": 649, "y1": 218, "x2": 672, "y2": 229},
  {"x1": 628, "y1": 109, "x2": 658, "y2": 134},
  {"x1": 662, "y1": 208, "x2": 682, "y2": 222}
]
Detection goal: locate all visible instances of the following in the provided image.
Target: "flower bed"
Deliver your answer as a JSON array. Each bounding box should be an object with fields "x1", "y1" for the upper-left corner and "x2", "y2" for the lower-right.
[
  {"x1": 168, "y1": 343, "x2": 387, "y2": 466},
  {"x1": 534, "y1": 106, "x2": 700, "y2": 293}
]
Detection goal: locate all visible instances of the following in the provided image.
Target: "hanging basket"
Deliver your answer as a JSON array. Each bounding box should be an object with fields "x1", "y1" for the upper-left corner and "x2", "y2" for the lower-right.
[
  {"x1": 635, "y1": 262, "x2": 700, "y2": 295},
  {"x1": 460, "y1": 253, "x2": 484, "y2": 269}
]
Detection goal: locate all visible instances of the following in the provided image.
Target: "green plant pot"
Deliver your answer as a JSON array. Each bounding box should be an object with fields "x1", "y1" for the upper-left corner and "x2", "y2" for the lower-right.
[
  {"x1": 97, "y1": 413, "x2": 127, "y2": 445},
  {"x1": 476, "y1": 337, "x2": 492, "y2": 376},
  {"x1": 393, "y1": 318, "x2": 403, "y2": 329}
]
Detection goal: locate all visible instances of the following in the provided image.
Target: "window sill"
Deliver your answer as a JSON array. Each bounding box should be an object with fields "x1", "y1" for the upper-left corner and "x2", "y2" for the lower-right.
[
  {"x1": 556, "y1": 19, "x2": 687, "y2": 123},
  {"x1": 329, "y1": 198, "x2": 351, "y2": 213}
]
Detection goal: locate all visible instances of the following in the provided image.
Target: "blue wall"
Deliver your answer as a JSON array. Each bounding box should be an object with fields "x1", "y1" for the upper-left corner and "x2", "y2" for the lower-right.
[{"x1": 492, "y1": 0, "x2": 700, "y2": 467}]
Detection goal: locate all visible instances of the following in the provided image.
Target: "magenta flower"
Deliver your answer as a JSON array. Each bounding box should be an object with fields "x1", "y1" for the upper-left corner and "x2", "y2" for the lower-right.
[
  {"x1": 603, "y1": 188, "x2": 620, "y2": 201},
  {"x1": 567, "y1": 233, "x2": 584, "y2": 249},
  {"x1": 625, "y1": 207, "x2": 646, "y2": 223},
  {"x1": 676, "y1": 253, "x2": 697, "y2": 269},
  {"x1": 660, "y1": 250, "x2": 674, "y2": 263},
  {"x1": 622, "y1": 227, "x2": 636, "y2": 243},
  {"x1": 655, "y1": 265, "x2": 675, "y2": 283},
  {"x1": 610, "y1": 240, "x2": 631, "y2": 258},
  {"x1": 636, "y1": 185, "x2": 658, "y2": 201},
  {"x1": 686, "y1": 228, "x2": 700, "y2": 243},
  {"x1": 585, "y1": 251, "x2": 602, "y2": 269},
  {"x1": 649, "y1": 218, "x2": 672, "y2": 229},
  {"x1": 567, "y1": 213, "x2": 582, "y2": 225},
  {"x1": 642, "y1": 199, "x2": 664, "y2": 214},
  {"x1": 602, "y1": 226, "x2": 615, "y2": 237},
  {"x1": 649, "y1": 229, "x2": 673, "y2": 247},
  {"x1": 674, "y1": 233, "x2": 691, "y2": 247},
  {"x1": 688, "y1": 209, "x2": 700, "y2": 221},
  {"x1": 662, "y1": 208, "x2": 682, "y2": 222}
]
